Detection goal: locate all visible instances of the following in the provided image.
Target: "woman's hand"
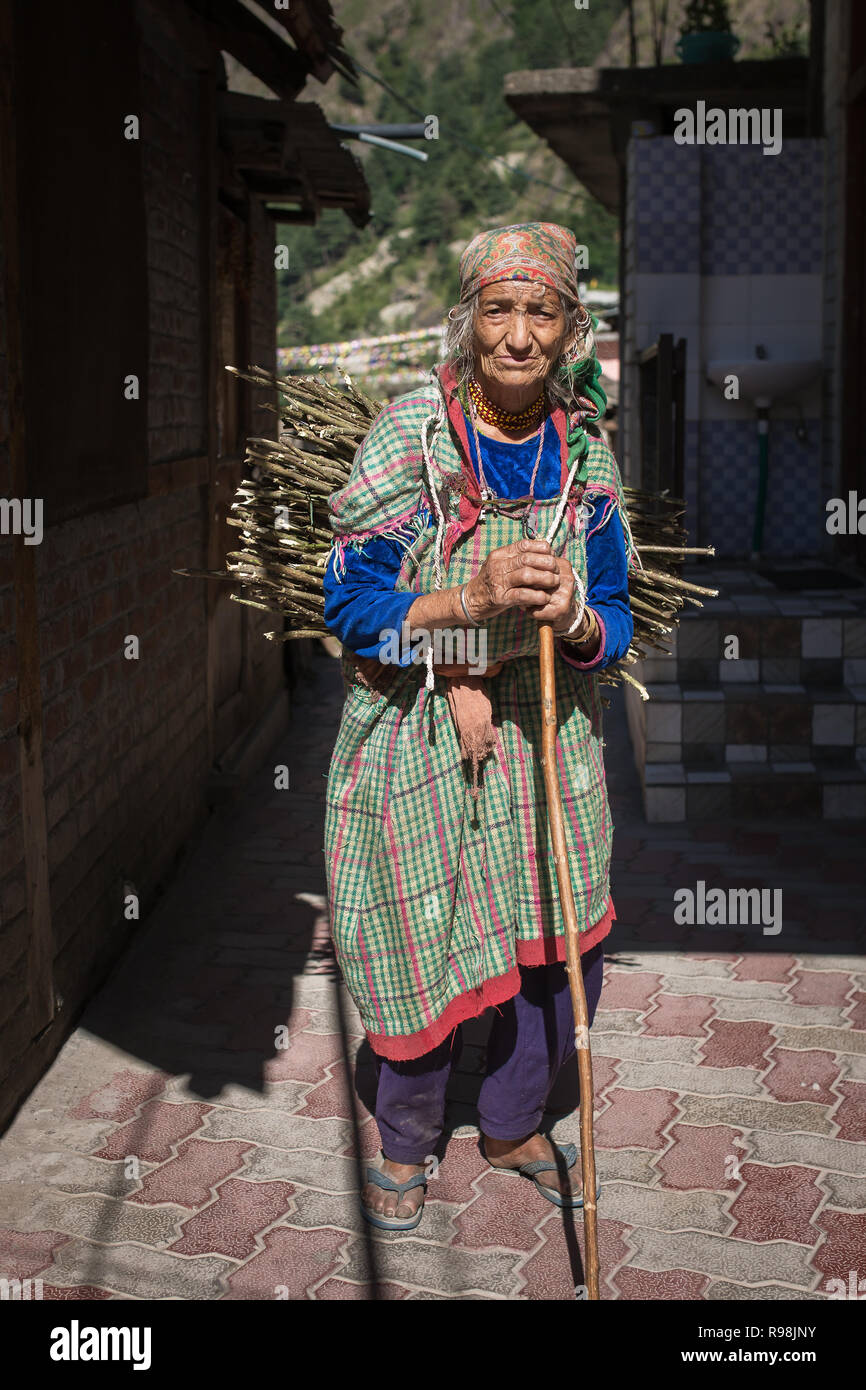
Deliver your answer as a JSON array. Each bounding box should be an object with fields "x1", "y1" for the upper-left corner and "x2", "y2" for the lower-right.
[
  {"x1": 464, "y1": 539, "x2": 582, "y2": 634},
  {"x1": 463, "y1": 538, "x2": 558, "y2": 622}
]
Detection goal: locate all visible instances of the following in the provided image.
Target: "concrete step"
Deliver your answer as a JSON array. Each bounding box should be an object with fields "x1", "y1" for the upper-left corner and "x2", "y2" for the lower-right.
[
  {"x1": 624, "y1": 562, "x2": 866, "y2": 820},
  {"x1": 638, "y1": 758, "x2": 866, "y2": 823},
  {"x1": 644, "y1": 649, "x2": 866, "y2": 688},
  {"x1": 624, "y1": 673, "x2": 866, "y2": 822},
  {"x1": 633, "y1": 681, "x2": 866, "y2": 767},
  {"x1": 656, "y1": 563, "x2": 866, "y2": 683}
]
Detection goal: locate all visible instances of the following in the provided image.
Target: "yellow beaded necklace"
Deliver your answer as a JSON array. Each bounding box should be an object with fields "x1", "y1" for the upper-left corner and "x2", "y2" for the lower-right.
[{"x1": 468, "y1": 376, "x2": 546, "y2": 432}]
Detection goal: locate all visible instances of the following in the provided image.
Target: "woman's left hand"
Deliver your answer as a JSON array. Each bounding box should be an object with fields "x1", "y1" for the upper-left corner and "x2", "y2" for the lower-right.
[{"x1": 521, "y1": 550, "x2": 582, "y2": 634}]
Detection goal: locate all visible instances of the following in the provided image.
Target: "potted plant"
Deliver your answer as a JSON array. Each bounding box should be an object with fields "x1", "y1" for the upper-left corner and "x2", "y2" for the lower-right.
[{"x1": 676, "y1": 0, "x2": 740, "y2": 63}]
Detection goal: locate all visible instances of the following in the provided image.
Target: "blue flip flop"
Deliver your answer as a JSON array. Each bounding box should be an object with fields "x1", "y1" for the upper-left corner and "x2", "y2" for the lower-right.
[
  {"x1": 360, "y1": 1165, "x2": 428, "y2": 1232},
  {"x1": 484, "y1": 1140, "x2": 602, "y2": 1210}
]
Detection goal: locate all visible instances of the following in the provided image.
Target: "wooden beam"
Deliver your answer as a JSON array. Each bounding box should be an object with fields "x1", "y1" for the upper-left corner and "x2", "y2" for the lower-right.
[
  {"x1": 261, "y1": 204, "x2": 317, "y2": 224},
  {"x1": 239, "y1": 203, "x2": 255, "y2": 732},
  {"x1": 217, "y1": 88, "x2": 288, "y2": 123},
  {"x1": 269, "y1": 0, "x2": 349, "y2": 85},
  {"x1": 144, "y1": 0, "x2": 213, "y2": 67},
  {"x1": 186, "y1": 0, "x2": 309, "y2": 102},
  {"x1": 284, "y1": 139, "x2": 321, "y2": 223},
  {"x1": 223, "y1": 135, "x2": 287, "y2": 172},
  {"x1": 655, "y1": 334, "x2": 673, "y2": 499},
  {"x1": 217, "y1": 92, "x2": 369, "y2": 225},
  {"x1": 0, "y1": 0, "x2": 54, "y2": 1035},
  {"x1": 808, "y1": 0, "x2": 826, "y2": 135},
  {"x1": 200, "y1": 65, "x2": 221, "y2": 767},
  {"x1": 840, "y1": 4, "x2": 866, "y2": 567},
  {"x1": 217, "y1": 90, "x2": 290, "y2": 173},
  {"x1": 218, "y1": 146, "x2": 248, "y2": 205},
  {"x1": 846, "y1": 60, "x2": 866, "y2": 106},
  {"x1": 244, "y1": 171, "x2": 307, "y2": 198}
]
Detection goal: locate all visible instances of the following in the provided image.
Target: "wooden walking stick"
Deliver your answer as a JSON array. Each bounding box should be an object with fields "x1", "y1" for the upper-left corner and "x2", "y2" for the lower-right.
[{"x1": 538, "y1": 619, "x2": 601, "y2": 1301}]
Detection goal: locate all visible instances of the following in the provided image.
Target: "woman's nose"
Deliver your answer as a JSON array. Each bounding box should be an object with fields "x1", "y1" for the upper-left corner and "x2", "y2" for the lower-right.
[{"x1": 505, "y1": 313, "x2": 531, "y2": 351}]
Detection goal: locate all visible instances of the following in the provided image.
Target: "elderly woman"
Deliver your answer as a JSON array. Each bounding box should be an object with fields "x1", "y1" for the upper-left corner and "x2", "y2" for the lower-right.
[{"x1": 321, "y1": 223, "x2": 634, "y2": 1231}]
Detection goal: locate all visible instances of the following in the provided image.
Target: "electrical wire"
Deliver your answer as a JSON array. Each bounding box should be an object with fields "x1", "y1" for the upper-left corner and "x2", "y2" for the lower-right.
[{"x1": 346, "y1": 54, "x2": 582, "y2": 203}]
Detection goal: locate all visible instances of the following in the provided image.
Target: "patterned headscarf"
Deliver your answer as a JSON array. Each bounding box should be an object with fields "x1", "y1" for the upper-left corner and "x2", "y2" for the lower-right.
[
  {"x1": 454, "y1": 222, "x2": 607, "y2": 459},
  {"x1": 457, "y1": 222, "x2": 582, "y2": 303}
]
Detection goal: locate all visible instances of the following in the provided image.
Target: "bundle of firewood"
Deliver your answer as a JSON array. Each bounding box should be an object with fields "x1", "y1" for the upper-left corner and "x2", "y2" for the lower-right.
[{"x1": 177, "y1": 366, "x2": 717, "y2": 700}]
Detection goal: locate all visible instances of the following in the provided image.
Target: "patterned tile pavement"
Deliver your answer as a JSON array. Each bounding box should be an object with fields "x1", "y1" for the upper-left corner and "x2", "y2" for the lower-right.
[{"x1": 0, "y1": 647, "x2": 864, "y2": 1300}]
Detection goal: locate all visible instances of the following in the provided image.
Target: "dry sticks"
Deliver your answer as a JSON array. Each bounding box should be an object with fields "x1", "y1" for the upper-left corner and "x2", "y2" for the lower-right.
[{"x1": 186, "y1": 368, "x2": 717, "y2": 689}]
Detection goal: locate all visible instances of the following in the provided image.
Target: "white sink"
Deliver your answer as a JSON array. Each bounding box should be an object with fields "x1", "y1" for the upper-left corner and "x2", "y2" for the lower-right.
[{"x1": 707, "y1": 358, "x2": 821, "y2": 407}]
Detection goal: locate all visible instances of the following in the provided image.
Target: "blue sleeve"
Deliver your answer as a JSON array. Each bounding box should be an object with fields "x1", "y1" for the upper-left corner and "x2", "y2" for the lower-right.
[
  {"x1": 559, "y1": 505, "x2": 634, "y2": 671},
  {"x1": 322, "y1": 532, "x2": 424, "y2": 665}
]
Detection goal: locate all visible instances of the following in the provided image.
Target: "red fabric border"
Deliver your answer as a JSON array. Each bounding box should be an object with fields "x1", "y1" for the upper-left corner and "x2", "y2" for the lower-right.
[
  {"x1": 365, "y1": 964, "x2": 522, "y2": 1061},
  {"x1": 515, "y1": 898, "x2": 615, "y2": 966},
  {"x1": 364, "y1": 899, "x2": 616, "y2": 1061}
]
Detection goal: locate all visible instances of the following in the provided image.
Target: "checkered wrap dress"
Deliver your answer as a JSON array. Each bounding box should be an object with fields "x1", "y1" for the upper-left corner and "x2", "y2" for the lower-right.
[{"x1": 324, "y1": 375, "x2": 631, "y2": 1060}]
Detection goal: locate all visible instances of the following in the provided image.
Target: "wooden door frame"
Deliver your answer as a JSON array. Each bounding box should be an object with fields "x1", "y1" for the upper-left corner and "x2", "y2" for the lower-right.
[
  {"x1": 200, "y1": 63, "x2": 221, "y2": 766},
  {"x1": 840, "y1": 1, "x2": 866, "y2": 566},
  {"x1": 0, "y1": 1, "x2": 54, "y2": 1036}
]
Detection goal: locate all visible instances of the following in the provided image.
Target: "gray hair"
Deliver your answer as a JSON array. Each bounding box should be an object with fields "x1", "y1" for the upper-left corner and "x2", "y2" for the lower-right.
[{"x1": 443, "y1": 288, "x2": 595, "y2": 410}]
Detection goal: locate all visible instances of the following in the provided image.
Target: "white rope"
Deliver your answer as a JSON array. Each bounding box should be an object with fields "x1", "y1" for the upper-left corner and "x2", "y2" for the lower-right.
[
  {"x1": 542, "y1": 455, "x2": 589, "y2": 638},
  {"x1": 562, "y1": 566, "x2": 587, "y2": 638},
  {"x1": 543, "y1": 453, "x2": 584, "y2": 546},
  {"x1": 421, "y1": 409, "x2": 447, "y2": 592},
  {"x1": 420, "y1": 397, "x2": 446, "y2": 691},
  {"x1": 619, "y1": 500, "x2": 642, "y2": 571},
  {"x1": 419, "y1": 393, "x2": 604, "y2": 680}
]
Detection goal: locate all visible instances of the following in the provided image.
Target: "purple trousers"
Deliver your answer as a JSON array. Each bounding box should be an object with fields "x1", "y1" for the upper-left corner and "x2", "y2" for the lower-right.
[{"x1": 373, "y1": 945, "x2": 605, "y2": 1165}]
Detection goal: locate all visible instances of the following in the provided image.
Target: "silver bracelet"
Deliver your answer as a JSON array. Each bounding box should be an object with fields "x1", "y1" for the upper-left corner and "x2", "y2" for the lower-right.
[
  {"x1": 460, "y1": 583, "x2": 481, "y2": 627},
  {"x1": 568, "y1": 610, "x2": 597, "y2": 649}
]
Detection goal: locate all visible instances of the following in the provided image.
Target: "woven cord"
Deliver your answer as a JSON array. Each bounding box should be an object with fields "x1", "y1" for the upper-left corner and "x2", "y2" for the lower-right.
[{"x1": 421, "y1": 398, "x2": 447, "y2": 691}]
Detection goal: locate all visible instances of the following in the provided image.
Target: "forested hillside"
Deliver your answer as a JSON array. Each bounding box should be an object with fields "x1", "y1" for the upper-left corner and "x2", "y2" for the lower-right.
[{"x1": 274, "y1": 0, "x2": 809, "y2": 347}]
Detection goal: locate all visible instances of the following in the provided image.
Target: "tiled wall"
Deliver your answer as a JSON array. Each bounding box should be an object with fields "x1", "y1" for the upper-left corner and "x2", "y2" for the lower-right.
[
  {"x1": 633, "y1": 140, "x2": 701, "y2": 273},
  {"x1": 698, "y1": 145, "x2": 824, "y2": 275},
  {"x1": 697, "y1": 418, "x2": 824, "y2": 556},
  {"x1": 624, "y1": 135, "x2": 827, "y2": 558}
]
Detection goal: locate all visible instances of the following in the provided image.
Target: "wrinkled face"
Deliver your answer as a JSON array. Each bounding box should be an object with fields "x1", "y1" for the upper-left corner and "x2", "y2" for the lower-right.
[{"x1": 471, "y1": 281, "x2": 570, "y2": 397}]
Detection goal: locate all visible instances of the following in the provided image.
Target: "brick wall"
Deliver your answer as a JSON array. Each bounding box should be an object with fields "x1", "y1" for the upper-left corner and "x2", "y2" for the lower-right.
[
  {"x1": 0, "y1": 174, "x2": 27, "y2": 1067},
  {"x1": 0, "y1": 2, "x2": 285, "y2": 1131},
  {"x1": 139, "y1": 4, "x2": 205, "y2": 462}
]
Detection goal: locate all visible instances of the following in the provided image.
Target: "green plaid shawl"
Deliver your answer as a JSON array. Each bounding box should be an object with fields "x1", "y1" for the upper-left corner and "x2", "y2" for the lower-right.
[{"x1": 324, "y1": 372, "x2": 629, "y2": 1059}]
